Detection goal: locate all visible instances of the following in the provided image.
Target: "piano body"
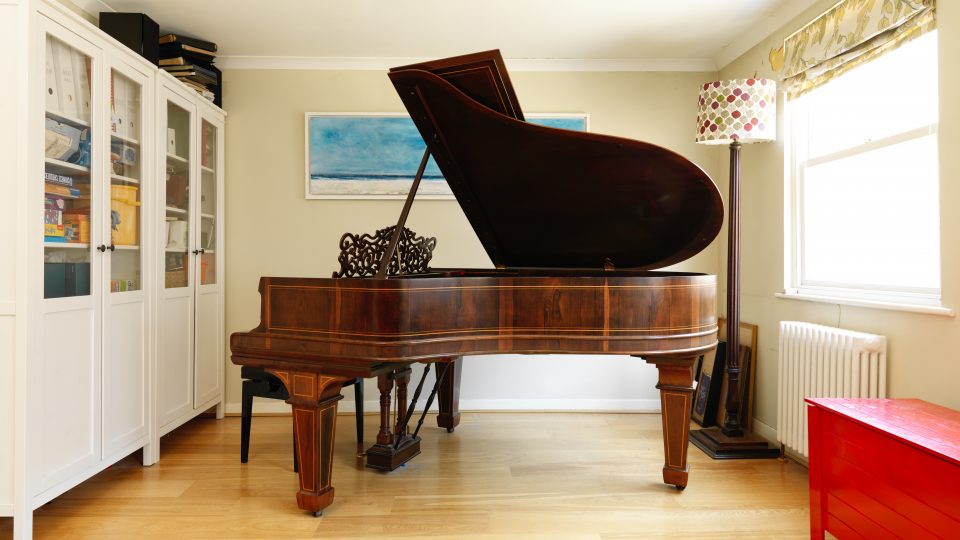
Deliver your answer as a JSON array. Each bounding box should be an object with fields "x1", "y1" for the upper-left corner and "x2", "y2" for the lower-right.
[{"x1": 230, "y1": 50, "x2": 724, "y2": 516}]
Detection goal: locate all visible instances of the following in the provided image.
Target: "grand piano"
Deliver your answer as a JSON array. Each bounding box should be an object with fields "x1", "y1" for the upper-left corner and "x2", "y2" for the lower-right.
[{"x1": 231, "y1": 50, "x2": 723, "y2": 516}]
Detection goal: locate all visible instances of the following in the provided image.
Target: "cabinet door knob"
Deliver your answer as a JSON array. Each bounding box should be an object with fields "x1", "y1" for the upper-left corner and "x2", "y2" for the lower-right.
[
  {"x1": 97, "y1": 244, "x2": 107, "y2": 252},
  {"x1": 192, "y1": 249, "x2": 204, "y2": 255},
  {"x1": 107, "y1": 244, "x2": 116, "y2": 252}
]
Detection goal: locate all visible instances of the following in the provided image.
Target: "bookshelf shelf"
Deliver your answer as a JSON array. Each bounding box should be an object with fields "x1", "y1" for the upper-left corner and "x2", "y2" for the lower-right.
[
  {"x1": 166, "y1": 152, "x2": 188, "y2": 164},
  {"x1": 200, "y1": 213, "x2": 214, "y2": 219},
  {"x1": 44, "y1": 242, "x2": 90, "y2": 249},
  {"x1": 46, "y1": 109, "x2": 90, "y2": 128},
  {"x1": 111, "y1": 174, "x2": 140, "y2": 185},
  {"x1": 165, "y1": 247, "x2": 188, "y2": 252},
  {"x1": 165, "y1": 206, "x2": 187, "y2": 214},
  {"x1": 110, "y1": 132, "x2": 140, "y2": 145},
  {"x1": 201, "y1": 165, "x2": 214, "y2": 174},
  {"x1": 45, "y1": 157, "x2": 90, "y2": 174},
  {"x1": 114, "y1": 244, "x2": 139, "y2": 250}
]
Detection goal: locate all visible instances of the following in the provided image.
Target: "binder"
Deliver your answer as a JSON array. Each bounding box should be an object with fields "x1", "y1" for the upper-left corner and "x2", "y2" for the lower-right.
[
  {"x1": 113, "y1": 73, "x2": 127, "y2": 138},
  {"x1": 72, "y1": 48, "x2": 91, "y2": 119},
  {"x1": 53, "y1": 41, "x2": 79, "y2": 117},
  {"x1": 125, "y1": 78, "x2": 139, "y2": 138},
  {"x1": 110, "y1": 72, "x2": 118, "y2": 134},
  {"x1": 45, "y1": 37, "x2": 61, "y2": 112}
]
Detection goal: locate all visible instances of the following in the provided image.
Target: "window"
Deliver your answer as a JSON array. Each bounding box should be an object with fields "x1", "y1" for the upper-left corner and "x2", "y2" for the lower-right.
[{"x1": 786, "y1": 31, "x2": 940, "y2": 307}]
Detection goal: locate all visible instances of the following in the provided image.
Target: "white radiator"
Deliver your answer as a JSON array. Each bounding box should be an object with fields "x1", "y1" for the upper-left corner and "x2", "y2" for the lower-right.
[{"x1": 777, "y1": 321, "x2": 887, "y2": 458}]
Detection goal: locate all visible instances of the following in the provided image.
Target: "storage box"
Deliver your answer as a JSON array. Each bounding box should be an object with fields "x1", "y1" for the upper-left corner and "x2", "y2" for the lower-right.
[
  {"x1": 98, "y1": 12, "x2": 159, "y2": 65},
  {"x1": 62, "y1": 209, "x2": 90, "y2": 243},
  {"x1": 111, "y1": 184, "x2": 140, "y2": 245},
  {"x1": 44, "y1": 262, "x2": 90, "y2": 299},
  {"x1": 165, "y1": 270, "x2": 187, "y2": 288}
]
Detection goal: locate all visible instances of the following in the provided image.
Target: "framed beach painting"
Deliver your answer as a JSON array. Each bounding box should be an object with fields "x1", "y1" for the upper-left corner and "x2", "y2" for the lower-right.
[{"x1": 305, "y1": 112, "x2": 589, "y2": 199}]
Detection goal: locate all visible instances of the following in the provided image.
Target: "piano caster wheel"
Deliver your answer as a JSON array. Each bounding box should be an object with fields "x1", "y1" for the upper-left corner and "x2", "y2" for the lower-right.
[
  {"x1": 446, "y1": 427, "x2": 455, "y2": 433},
  {"x1": 673, "y1": 484, "x2": 686, "y2": 491},
  {"x1": 313, "y1": 510, "x2": 323, "y2": 517}
]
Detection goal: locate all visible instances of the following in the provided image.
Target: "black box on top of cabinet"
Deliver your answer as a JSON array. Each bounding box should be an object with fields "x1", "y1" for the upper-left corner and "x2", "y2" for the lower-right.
[{"x1": 98, "y1": 12, "x2": 159, "y2": 66}]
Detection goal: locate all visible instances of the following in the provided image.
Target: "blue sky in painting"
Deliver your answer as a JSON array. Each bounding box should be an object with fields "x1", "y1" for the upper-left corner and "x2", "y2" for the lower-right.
[{"x1": 308, "y1": 115, "x2": 586, "y2": 180}]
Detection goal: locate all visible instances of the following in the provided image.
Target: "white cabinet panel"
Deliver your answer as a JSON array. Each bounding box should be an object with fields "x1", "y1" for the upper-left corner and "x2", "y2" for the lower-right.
[
  {"x1": 158, "y1": 293, "x2": 193, "y2": 427},
  {"x1": 193, "y1": 288, "x2": 220, "y2": 406},
  {"x1": 0, "y1": 317, "x2": 14, "y2": 512},
  {"x1": 0, "y1": 1, "x2": 17, "y2": 515},
  {"x1": 39, "y1": 308, "x2": 99, "y2": 492},
  {"x1": 102, "y1": 298, "x2": 146, "y2": 455}
]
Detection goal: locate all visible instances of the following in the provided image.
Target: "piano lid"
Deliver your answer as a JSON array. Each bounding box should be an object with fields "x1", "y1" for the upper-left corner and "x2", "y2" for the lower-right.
[{"x1": 389, "y1": 50, "x2": 723, "y2": 270}]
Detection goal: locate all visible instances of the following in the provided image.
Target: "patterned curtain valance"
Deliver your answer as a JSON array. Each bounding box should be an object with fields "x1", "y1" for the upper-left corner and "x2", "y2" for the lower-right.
[{"x1": 770, "y1": 0, "x2": 936, "y2": 98}]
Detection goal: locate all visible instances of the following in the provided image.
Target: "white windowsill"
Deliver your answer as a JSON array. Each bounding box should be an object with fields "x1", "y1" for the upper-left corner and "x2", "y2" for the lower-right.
[{"x1": 775, "y1": 291, "x2": 955, "y2": 317}]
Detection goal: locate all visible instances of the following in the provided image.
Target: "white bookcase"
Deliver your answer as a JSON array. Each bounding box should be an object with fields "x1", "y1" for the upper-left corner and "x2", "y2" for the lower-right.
[
  {"x1": 0, "y1": 2, "x2": 226, "y2": 539},
  {"x1": 156, "y1": 71, "x2": 226, "y2": 437}
]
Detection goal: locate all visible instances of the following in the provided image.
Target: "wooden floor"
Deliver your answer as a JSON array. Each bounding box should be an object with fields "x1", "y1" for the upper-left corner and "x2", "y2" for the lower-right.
[{"x1": 1, "y1": 413, "x2": 811, "y2": 539}]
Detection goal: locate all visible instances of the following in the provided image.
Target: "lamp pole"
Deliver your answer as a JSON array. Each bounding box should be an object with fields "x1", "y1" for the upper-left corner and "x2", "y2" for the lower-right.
[{"x1": 722, "y1": 141, "x2": 744, "y2": 437}]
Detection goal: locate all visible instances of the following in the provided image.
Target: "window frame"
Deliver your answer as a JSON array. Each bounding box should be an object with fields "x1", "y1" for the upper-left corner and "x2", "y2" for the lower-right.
[{"x1": 783, "y1": 38, "x2": 943, "y2": 310}]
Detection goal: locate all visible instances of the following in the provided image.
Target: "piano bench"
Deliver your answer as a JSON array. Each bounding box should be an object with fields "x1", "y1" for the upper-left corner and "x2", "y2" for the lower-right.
[{"x1": 240, "y1": 365, "x2": 365, "y2": 470}]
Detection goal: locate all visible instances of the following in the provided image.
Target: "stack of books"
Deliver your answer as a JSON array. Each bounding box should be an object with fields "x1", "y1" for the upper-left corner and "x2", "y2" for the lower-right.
[{"x1": 158, "y1": 34, "x2": 221, "y2": 106}]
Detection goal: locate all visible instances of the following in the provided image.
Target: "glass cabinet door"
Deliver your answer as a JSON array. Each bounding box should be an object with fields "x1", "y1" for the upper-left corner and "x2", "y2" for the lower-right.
[
  {"x1": 108, "y1": 70, "x2": 142, "y2": 292},
  {"x1": 44, "y1": 34, "x2": 94, "y2": 299},
  {"x1": 164, "y1": 102, "x2": 191, "y2": 289},
  {"x1": 198, "y1": 120, "x2": 218, "y2": 285}
]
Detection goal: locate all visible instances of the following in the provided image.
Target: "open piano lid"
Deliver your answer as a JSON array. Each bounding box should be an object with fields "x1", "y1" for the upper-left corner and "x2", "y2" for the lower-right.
[{"x1": 389, "y1": 50, "x2": 723, "y2": 270}]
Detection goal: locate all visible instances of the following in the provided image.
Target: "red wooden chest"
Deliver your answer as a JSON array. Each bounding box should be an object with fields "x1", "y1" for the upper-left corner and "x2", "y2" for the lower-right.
[{"x1": 806, "y1": 398, "x2": 960, "y2": 539}]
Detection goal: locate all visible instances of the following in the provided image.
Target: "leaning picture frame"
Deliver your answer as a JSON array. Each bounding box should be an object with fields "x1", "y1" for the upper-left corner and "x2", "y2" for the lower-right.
[
  {"x1": 717, "y1": 317, "x2": 759, "y2": 430},
  {"x1": 691, "y1": 341, "x2": 726, "y2": 426},
  {"x1": 304, "y1": 112, "x2": 589, "y2": 200}
]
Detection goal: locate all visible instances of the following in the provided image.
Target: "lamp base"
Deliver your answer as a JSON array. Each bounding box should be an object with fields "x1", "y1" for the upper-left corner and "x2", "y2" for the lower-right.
[{"x1": 689, "y1": 426, "x2": 780, "y2": 459}]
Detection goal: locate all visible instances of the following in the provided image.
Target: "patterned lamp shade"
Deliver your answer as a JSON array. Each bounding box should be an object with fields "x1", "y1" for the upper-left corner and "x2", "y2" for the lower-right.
[{"x1": 696, "y1": 79, "x2": 776, "y2": 145}]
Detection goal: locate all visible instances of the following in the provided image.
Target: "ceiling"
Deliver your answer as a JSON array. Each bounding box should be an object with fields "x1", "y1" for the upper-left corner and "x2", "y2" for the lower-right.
[{"x1": 89, "y1": 0, "x2": 817, "y2": 70}]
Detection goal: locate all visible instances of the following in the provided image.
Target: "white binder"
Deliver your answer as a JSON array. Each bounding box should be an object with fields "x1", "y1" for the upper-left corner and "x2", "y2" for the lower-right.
[
  {"x1": 72, "y1": 48, "x2": 91, "y2": 120},
  {"x1": 113, "y1": 74, "x2": 127, "y2": 138},
  {"x1": 45, "y1": 37, "x2": 61, "y2": 112},
  {"x1": 53, "y1": 40, "x2": 78, "y2": 117},
  {"x1": 125, "y1": 78, "x2": 139, "y2": 139},
  {"x1": 110, "y1": 72, "x2": 119, "y2": 134}
]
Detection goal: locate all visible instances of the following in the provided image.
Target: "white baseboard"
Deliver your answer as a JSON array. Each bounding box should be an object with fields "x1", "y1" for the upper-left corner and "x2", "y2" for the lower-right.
[
  {"x1": 224, "y1": 398, "x2": 662, "y2": 416},
  {"x1": 751, "y1": 418, "x2": 777, "y2": 443}
]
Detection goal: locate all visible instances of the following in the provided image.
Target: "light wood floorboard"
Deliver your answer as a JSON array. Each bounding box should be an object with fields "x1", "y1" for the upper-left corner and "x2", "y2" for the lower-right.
[{"x1": 1, "y1": 413, "x2": 810, "y2": 539}]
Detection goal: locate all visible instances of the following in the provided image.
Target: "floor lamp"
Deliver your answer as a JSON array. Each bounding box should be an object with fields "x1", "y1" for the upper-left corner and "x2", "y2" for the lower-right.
[{"x1": 689, "y1": 79, "x2": 780, "y2": 459}]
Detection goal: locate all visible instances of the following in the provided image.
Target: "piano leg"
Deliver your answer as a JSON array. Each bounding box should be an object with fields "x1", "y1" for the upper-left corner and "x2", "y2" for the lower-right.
[
  {"x1": 644, "y1": 356, "x2": 697, "y2": 489},
  {"x1": 267, "y1": 369, "x2": 347, "y2": 516},
  {"x1": 366, "y1": 368, "x2": 422, "y2": 471},
  {"x1": 436, "y1": 356, "x2": 462, "y2": 433}
]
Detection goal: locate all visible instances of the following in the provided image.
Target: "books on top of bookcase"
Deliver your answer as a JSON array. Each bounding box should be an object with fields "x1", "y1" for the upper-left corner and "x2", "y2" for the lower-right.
[
  {"x1": 159, "y1": 33, "x2": 217, "y2": 52},
  {"x1": 158, "y1": 34, "x2": 220, "y2": 105}
]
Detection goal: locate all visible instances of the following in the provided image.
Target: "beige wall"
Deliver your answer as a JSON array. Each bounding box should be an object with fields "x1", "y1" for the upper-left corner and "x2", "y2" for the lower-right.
[
  {"x1": 221, "y1": 69, "x2": 723, "y2": 411},
  {"x1": 718, "y1": 0, "x2": 960, "y2": 432}
]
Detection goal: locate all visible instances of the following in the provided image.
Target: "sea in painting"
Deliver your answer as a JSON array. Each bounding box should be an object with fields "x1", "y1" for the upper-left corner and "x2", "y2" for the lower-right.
[{"x1": 306, "y1": 114, "x2": 587, "y2": 198}]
